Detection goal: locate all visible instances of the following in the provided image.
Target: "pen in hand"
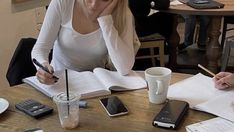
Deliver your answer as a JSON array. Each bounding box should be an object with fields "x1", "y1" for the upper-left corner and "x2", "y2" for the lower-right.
[
  {"x1": 198, "y1": 64, "x2": 216, "y2": 77},
  {"x1": 32, "y1": 58, "x2": 59, "y2": 80},
  {"x1": 198, "y1": 64, "x2": 231, "y2": 87}
]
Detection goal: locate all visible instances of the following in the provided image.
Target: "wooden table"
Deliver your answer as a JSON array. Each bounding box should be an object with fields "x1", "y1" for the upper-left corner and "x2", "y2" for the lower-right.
[
  {"x1": 166, "y1": 0, "x2": 234, "y2": 73},
  {"x1": 0, "y1": 72, "x2": 215, "y2": 132}
]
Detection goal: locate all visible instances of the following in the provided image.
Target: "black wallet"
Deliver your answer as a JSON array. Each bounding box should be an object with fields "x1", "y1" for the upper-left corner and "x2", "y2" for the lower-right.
[
  {"x1": 187, "y1": 0, "x2": 224, "y2": 9},
  {"x1": 152, "y1": 100, "x2": 189, "y2": 129}
]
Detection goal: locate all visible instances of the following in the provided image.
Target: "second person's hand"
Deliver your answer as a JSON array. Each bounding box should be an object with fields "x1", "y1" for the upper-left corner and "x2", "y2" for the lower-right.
[{"x1": 213, "y1": 72, "x2": 234, "y2": 89}]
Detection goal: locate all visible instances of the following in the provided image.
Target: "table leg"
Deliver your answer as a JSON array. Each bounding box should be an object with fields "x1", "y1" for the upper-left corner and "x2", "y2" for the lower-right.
[
  {"x1": 206, "y1": 16, "x2": 222, "y2": 73},
  {"x1": 168, "y1": 14, "x2": 180, "y2": 70}
]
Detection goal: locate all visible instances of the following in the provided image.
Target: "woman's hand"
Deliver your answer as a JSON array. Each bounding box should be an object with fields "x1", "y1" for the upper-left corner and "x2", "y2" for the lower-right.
[
  {"x1": 99, "y1": 0, "x2": 118, "y2": 17},
  {"x1": 213, "y1": 72, "x2": 234, "y2": 89},
  {"x1": 36, "y1": 61, "x2": 57, "y2": 85}
]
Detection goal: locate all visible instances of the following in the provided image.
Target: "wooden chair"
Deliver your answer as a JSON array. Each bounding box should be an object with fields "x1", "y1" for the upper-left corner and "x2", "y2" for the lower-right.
[
  {"x1": 220, "y1": 16, "x2": 234, "y2": 48},
  {"x1": 135, "y1": 33, "x2": 165, "y2": 67},
  {"x1": 221, "y1": 36, "x2": 234, "y2": 71}
]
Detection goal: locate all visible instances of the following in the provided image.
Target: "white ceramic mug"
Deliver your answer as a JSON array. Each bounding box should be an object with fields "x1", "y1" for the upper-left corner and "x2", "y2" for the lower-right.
[{"x1": 145, "y1": 67, "x2": 171, "y2": 104}]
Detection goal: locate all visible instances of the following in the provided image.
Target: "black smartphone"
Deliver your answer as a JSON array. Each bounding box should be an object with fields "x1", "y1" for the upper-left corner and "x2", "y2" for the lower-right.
[
  {"x1": 100, "y1": 96, "x2": 128, "y2": 117},
  {"x1": 152, "y1": 100, "x2": 189, "y2": 129}
]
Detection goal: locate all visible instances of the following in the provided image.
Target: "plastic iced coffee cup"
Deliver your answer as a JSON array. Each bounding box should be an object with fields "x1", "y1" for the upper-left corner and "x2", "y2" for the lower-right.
[{"x1": 53, "y1": 92, "x2": 80, "y2": 129}]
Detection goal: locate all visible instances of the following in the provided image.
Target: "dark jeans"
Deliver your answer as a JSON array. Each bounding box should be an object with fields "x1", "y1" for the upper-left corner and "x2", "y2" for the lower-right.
[{"x1": 183, "y1": 15, "x2": 210, "y2": 46}]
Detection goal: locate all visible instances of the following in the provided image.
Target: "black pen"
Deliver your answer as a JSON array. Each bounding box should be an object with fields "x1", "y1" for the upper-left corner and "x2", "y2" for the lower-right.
[{"x1": 32, "y1": 58, "x2": 59, "y2": 80}]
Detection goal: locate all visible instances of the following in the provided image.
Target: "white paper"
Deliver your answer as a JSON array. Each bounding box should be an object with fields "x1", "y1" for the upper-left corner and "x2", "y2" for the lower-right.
[
  {"x1": 94, "y1": 68, "x2": 146, "y2": 91},
  {"x1": 168, "y1": 73, "x2": 234, "y2": 122},
  {"x1": 196, "y1": 92, "x2": 234, "y2": 122},
  {"x1": 186, "y1": 117, "x2": 234, "y2": 132},
  {"x1": 168, "y1": 73, "x2": 227, "y2": 107}
]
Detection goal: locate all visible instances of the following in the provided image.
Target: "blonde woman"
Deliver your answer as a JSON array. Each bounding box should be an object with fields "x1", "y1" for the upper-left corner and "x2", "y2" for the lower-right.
[{"x1": 32, "y1": 0, "x2": 139, "y2": 84}]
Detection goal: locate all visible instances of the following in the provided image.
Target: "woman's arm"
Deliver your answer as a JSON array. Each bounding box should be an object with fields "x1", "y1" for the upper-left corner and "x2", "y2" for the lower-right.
[
  {"x1": 31, "y1": 0, "x2": 62, "y2": 65},
  {"x1": 97, "y1": 9, "x2": 135, "y2": 75},
  {"x1": 31, "y1": 0, "x2": 63, "y2": 84}
]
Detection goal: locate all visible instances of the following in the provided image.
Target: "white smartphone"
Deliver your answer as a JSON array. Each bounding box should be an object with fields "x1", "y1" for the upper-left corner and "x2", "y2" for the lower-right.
[{"x1": 100, "y1": 96, "x2": 128, "y2": 117}]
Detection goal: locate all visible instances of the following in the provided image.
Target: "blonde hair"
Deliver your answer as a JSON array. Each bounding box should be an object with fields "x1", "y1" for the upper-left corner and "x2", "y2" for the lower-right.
[{"x1": 112, "y1": 0, "x2": 128, "y2": 35}]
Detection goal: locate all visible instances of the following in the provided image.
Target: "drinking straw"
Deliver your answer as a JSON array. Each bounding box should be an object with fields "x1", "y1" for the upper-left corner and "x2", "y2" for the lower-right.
[
  {"x1": 65, "y1": 69, "x2": 69, "y2": 101},
  {"x1": 65, "y1": 69, "x2": 70, "y2": 115}
]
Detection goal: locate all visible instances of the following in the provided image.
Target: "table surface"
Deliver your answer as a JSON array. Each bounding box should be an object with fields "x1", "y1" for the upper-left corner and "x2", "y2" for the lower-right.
[
  {"x1": 0, "y1": 72, "x2": 215, "y2": 132},
  {"x1": 168, "y1": 0, "x2": 234, "y2": 16}
]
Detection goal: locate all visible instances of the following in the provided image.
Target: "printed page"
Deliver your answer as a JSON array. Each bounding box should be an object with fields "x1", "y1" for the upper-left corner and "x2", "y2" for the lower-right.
[
  {"x1": 23, "y1": 70, "x2": 110, "y2": 99},
  {"x1": 93, "y1": 68, "x2": 147, "y2": 91},
  {"x1": 186, "y1": 117, "x2": 234, "y2": 132},
  {"x1": 196, "y1": 92, "x2": 234, "y2": 122},
  {"x1": 167, "y1": 73, "x2": 227, "y2": 108}
]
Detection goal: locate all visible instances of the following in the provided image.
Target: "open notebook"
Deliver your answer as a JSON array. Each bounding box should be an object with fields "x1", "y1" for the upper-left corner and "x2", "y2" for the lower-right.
[
  {"x1": 167, "y1": 73, "x2": 234, "y2": 122},
  {"x1": 23, "y1": 68, "x2": 147, "y2": 99}
]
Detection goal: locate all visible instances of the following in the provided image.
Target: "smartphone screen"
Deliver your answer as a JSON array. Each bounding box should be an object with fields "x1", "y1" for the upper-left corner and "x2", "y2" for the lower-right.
[{"x1": 100, "y1": 96, "x2": 128, "y2": 117}]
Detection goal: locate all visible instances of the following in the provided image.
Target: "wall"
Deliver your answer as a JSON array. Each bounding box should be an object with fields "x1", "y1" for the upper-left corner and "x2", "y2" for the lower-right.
[{"x1": 0, "y1": 0, "x2": 46, "y2": 89}]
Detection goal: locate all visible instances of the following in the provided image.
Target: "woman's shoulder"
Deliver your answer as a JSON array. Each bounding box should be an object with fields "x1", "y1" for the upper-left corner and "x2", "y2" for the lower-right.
[{"x1": 50, "y1": 0, "x2": 75, "y2": 16}]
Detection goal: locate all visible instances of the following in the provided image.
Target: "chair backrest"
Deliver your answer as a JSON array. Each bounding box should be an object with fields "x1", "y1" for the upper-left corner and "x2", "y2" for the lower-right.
[
  {"x1": 136, "y1": 33, "x2": 165, "y2": 67},
  {"x1": 221, "y1": 36, "x2": 234, "y2": 71},
  {"x1": 6, "y1": 38, "x2": 37, "y2": 86},
  {"x1": 221, "y1": 16, "x2": 234, "y2": 47}
]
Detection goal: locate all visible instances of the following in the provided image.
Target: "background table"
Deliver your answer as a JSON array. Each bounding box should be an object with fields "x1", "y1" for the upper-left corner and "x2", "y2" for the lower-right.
[
  {"x1": 166, "y1": 0, "x2": 234, "y2": 73},
  {"x1": 0, "y1": 72, "x2": 215, "y2": 132}
]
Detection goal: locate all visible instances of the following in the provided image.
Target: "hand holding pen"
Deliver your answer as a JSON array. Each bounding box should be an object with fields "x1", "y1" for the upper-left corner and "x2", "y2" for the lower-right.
[
  {"x1": 198, "y1": 64, "x2": 232, "y2": 89},
  {"x1": 33, "y1": 58, "x2": 59, "y2": 84},
  {"x1": 213, "y1": 72, "x2": 234, "y2": 89}
]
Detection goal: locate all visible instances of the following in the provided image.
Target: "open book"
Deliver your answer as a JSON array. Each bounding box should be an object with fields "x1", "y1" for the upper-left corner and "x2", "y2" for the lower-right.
[
  {"x1": 23, "y1": 68, "x2": 147, "y2": 99},
  {"x1": 167, "y1": 73, "x2": 234, "y2": 122}
]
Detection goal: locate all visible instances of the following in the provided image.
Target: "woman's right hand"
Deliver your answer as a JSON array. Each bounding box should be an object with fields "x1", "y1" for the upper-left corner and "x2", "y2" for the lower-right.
[{"x1": 36, "y1": 62, "x2": 57, "y2": 85}]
